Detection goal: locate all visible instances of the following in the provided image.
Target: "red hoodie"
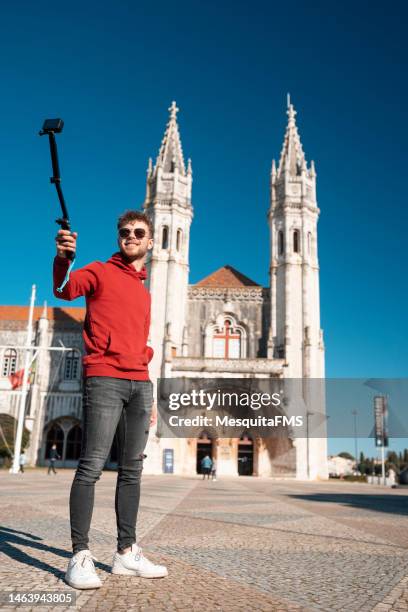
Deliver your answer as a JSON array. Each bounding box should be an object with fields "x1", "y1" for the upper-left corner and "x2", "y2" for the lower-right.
[{"x1": 53, "y1": 252, "x2": 153, "y2": 380}]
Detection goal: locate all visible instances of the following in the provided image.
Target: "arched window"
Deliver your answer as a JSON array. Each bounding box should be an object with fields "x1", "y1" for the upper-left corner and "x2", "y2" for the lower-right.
[
  {"x1": 45, "y1": 424, "x2": 64, "y2": 459},
  {"x1": 161, "y1": 226, "x2": 169, "y2": 250},
  {"x1": 2, "y1": 349, "x2": 17, "y2": 377},
  {"x1": 64, "y1": 350, "x2": 80, "y2": 381},
  {"x1": 212, "y1": 319, "x2": 241, "y2": 359},
  {"x1": 278, "y1": 231, "x2": 284, "y2": 255},
  {"x1": 293, "y1": 229, "x2": 300, "y2": 253},
  {"x1": 176, "y1": 229, "x2": 182, "y2": 251},
  {"x1": 65, "y1": 424, "x2": 82, "y2": 460}
]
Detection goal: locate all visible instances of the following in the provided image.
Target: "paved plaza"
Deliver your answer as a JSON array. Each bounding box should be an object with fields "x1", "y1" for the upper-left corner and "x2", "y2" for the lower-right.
[{"x1": 0, "y1": 471, "x2": 408, "y2": 611}]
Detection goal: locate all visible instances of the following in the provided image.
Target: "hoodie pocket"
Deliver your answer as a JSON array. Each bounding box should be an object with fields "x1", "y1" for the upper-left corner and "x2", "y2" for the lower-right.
[
  {"x1": 105, "y1": 332, "x2": 149, "y2": 370},
  {"x1": 84, "y1": 314, "x2": 110, "y2": 354}
]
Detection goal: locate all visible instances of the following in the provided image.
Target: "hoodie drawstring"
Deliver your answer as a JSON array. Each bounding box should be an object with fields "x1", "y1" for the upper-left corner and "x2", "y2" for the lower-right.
[{"x1": 56, "y1": 257, "x2": 76, "y2": 293}]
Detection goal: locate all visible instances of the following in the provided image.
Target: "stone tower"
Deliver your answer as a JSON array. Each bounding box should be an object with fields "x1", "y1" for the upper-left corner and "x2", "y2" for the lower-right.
[
  {"x1": 268, "y1": 99, "x2": 324, "y2": 379},
  {"x1": 268, "y1": 99, "x2": 327, "y2": 480},
  {"x1": 143, "y1": 102, "x2": 193, "y2": 380}
]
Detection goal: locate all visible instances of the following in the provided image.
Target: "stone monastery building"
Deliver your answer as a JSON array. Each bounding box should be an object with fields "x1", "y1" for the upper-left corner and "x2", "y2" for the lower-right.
[{"x1": 0, "y1": 101, "x2": 328, "y2": 479}]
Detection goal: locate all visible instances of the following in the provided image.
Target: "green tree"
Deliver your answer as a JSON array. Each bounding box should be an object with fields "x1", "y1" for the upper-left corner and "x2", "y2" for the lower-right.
[
  {"x1": 338, "y1": 452, "x2": 354, "y2": 461},
  {"x1": 387, "y1": 451, "x2": 399, "y2": 469},
  {"x1": 0, "y1": 414, "x2": 30, "y2": 459},
  {"x1": 357, "y1": 451, "x2": 366, "y2": 474}
]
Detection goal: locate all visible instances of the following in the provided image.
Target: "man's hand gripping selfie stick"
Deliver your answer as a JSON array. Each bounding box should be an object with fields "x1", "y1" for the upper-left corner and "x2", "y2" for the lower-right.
[{"x1": 39, "y1": 118, "x2": 76, "y2": 291}]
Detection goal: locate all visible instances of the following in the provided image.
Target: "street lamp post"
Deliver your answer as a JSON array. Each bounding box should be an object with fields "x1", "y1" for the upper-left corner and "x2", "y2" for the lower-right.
[
  {"x1": 352, "y1": 409, "x2": 358, "y2": 470},
  {"x1": 11, "y1": 285, "x2": 36, "y2": 474},
  {"x1": 306, "y1": 411, "x2": 314, "y2": 480}
]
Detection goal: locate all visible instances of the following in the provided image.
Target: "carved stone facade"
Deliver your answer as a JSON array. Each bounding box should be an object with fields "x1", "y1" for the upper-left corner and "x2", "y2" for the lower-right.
[
  {"x1": 0, "y1": 306, "x2": 84, "y2": 467},
  {"x1": 143, "y1": 101, "x2": 327, "y2": 480}
]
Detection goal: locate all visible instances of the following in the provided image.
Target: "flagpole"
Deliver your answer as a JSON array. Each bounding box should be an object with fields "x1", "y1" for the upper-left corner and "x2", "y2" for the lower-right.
[{"x1": 11, "y1": 284, "x2": 36, "y2": 474}]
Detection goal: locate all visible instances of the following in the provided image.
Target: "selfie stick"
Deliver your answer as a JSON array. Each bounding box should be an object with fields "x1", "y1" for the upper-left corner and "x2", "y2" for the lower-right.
[{"x1": 39, "y1": 118, "x2": 76, "y2": 289}]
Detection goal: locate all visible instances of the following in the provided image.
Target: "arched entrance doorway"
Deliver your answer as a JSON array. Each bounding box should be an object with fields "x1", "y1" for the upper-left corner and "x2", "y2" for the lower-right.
[
  {"x1": 43, "y1": 418, "x2": 82, "y2": 466},
  {"x1": 196, "y1": 431, "x2": 213, "y2": 474},
  {"x1": 238, "y1": 433, "x2": 253, "y2": 475}
]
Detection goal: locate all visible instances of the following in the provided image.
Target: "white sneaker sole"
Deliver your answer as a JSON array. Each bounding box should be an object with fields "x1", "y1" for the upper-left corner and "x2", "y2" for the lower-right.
[
  {"x1": 111, "y1": 563, "x2": 168, "y2": 578},
  {"x1": 65, "y1": 574, "x2": 102, "y2": 590}
]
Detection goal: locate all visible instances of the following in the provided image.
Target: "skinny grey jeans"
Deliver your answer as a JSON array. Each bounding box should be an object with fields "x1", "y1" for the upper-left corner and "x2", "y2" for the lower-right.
[{"x1": 70, "y1": 376, "x2": 153, "y2": 554}]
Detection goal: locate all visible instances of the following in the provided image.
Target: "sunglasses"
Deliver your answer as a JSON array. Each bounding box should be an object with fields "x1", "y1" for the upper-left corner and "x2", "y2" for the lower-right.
[{"x1": 118, "y1": 227, "x2": 147, "y2": 240}]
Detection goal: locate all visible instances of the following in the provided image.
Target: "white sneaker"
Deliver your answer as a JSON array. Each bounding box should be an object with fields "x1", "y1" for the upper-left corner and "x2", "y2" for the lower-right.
[
  {"x1": 112, "y1": 544, "x2": 168, "y2": 578},
  {"x1": 65, "y1": 550, "x2": 102, "y2": 589}
]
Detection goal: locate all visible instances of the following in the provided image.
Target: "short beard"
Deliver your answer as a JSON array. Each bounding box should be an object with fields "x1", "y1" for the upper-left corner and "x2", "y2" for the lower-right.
[{"x1": 120, "y1": 245, "x2": 148, "y2": 262}]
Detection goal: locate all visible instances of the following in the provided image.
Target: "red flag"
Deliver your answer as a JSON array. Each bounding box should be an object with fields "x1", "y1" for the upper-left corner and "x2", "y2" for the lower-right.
[{"x1": 9, "y1": 369, "x2": 24, "y2": 389}]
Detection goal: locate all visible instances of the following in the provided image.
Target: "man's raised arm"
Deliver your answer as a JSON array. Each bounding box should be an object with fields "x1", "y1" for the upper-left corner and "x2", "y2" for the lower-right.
[{"x1": 53, "y1": 229, "x2": 103, "y2": 300}]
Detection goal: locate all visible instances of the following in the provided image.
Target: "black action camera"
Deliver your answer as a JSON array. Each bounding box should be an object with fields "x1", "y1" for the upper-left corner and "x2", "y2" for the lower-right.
[{"x1": 39, "y1": 118, "x2": 64, "y2": 135}]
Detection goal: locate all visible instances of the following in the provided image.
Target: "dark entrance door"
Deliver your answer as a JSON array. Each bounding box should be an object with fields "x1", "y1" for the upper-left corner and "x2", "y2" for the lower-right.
[
  {"x1": 65, "y1": 424, "x2": 82, "y2": 461},
  {"x1": 238, "y1": 436, "x2": 253, "y2": 475},
  {"x1": 197, "y1": 434, "x2": 213, "y2": 474}
]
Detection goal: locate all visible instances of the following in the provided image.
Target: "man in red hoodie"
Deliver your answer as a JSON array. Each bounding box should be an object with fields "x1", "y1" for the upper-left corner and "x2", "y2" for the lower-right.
[{"x1": 54, "y1": 210, "x2": 167, "y2": 589}]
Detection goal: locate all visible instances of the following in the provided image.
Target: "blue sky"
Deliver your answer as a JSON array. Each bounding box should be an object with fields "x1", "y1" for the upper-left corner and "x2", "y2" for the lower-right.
[{"x1": 0, "y1": 0, "x2": 407, "y2": 441}]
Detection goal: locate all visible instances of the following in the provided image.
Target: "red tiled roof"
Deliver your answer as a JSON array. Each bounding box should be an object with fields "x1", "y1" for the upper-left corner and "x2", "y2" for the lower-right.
[
  {"x1": 0, "y1": 306, "x2": 85, "y2": 323},
  {"x1": 195, "y1": 265, "x2": 260, "y2": 288}
]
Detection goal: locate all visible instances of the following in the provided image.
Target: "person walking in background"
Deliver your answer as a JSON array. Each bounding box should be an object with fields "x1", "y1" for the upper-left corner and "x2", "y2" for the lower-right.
[
  {"x1": 201, "y1": 454, "x2": 212, "y2": 480},
  {"x1": 19, "y1": 451, "x2": 26, "y2": 474},
  {"x1": 48, "y1": 444, "x2": 60, "y2": 475},
  {"x1": 211, "y1": 458, "x2": 217, "y2": 481}
]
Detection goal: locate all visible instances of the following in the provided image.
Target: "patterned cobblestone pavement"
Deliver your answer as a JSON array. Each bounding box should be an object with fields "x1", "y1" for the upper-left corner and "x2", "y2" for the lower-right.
[{"x1": 0, "y1": 471, "x2": 407, "y2": 611}]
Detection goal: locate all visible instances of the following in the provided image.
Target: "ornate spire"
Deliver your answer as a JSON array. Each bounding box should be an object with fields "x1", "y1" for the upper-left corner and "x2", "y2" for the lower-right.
[
  {"x1": 155, "y1": 101, "x2": 186, "y2": 175},
  {"x1": 271, "y1": 158, "x2": 276, "y2": 179},
  {"x1": 310, "y1": 159, "x2": 316, "y2": 177},
  {"x1": 277, "y1": 95, "x2": 307, "y2": 177}
]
